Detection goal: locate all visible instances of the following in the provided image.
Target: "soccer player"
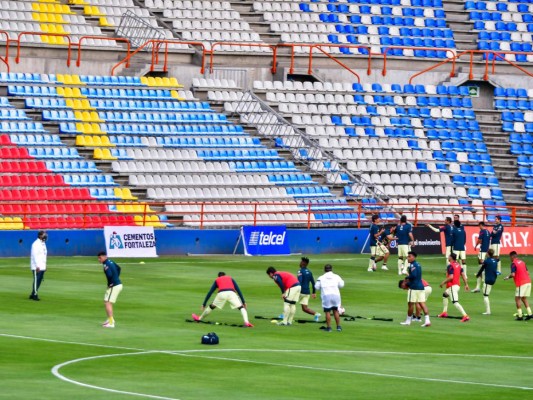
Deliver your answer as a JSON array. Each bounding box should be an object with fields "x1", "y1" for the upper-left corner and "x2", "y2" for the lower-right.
[
  {"x1": 476, "y1": 249, "x2": 498, "y2": 315},
  {"x1": 368, "y1": 215, "x2": 385, "y2": 272},
  {"x1": 451, "y1": 219, "x2": 467, "y2": 276},
  {"x1": 297, "y1": 257, "x2": 321, "y2": 322},
  {"x1": 375, "y1": 225, "x2": 393, "y2": 271},
  {"x1": 399, "y1": 251, "x2": 431, "y2": 327},
  {"x1": 473, "y1": 221, "x2": 491, "y2": 293},
  {"x1": 315, "y1": 264, "x2": 345, "y2": 332},
  {"x1": 29, "y1": 230, "x2": 48, "y2": 301},
  {"x1": 97, "y1": 251, "x2": 123, "y2": 328},
  {"x1": 504, "y1": 251, "x2": 532, "y2": 320},
  {"x1": 266, "y1": 266, "x2": 301, "y2": 326},
  {"x1": 490, "y1": 215, "x2": 504, "y2": 274},
  {"x1": 395, "y1": 215, "x2": 414, "y2": 275},
  {"x1": 438, "y1": 253, "x2": 470, "y2": 322},
  {"x1": 427, "y1": 217, "x2": 453, "y2": 267},
  {"x1": 398, "y1": 277, "x2": 431, "y2": 322},
  {"x1": 192, "y1": 272, "x2": 253, "y2": 327}
]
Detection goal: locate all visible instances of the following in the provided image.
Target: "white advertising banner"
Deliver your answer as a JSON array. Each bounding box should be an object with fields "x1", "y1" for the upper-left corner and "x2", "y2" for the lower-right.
[{"x1": 104, "y1": 226, "x2": 158, "y2": 257}]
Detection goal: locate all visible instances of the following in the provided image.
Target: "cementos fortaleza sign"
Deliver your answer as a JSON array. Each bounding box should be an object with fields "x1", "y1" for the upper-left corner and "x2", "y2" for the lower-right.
[
  {"x1": 242, "y1": 225, "x2": 291, "y2": 256},
  {"x1": 104, "y1": 226, "x2": 158, "y2": 257}
]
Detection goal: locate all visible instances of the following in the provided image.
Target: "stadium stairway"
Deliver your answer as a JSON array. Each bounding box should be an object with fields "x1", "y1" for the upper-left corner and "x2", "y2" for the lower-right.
[{"x1": 441, "y1": 0, "x2": 478, "y2": 52}]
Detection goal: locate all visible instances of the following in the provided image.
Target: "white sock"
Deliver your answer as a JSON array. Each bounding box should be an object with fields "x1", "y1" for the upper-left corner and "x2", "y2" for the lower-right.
[
  {"x1": 475, "y1": 276, "x2": 482, "y2": 290},
  {"x1": 288, "y1": 304, "x2": 296, "y2": 324},
  {"x1": 200, "y1": 307, "x2": 213, "y2": 319},
  {"x1": 454, "y1": 302, "x2": 467, "y2": 316},
  {"x1": 425, "y1": 315, "x2": 430, "y2": 324},
  {"x1": 240, "y1": 308, "x2": 249, "y2": 324},
  {"x1": 282, "y1": 303, "x2": 290, "y2": 324},
  {"x1": 483, "y1": 296, "x2": 490, "y2": 314},
  {"x1": 369, "y1": 258, "x2": 375, "y2": 269},
  {"x1": 398, "y1": 259, "x2": 403, "y2": 274},
  {"x1": 442, "y1": 297, "x2": 448, "y2": 313}
]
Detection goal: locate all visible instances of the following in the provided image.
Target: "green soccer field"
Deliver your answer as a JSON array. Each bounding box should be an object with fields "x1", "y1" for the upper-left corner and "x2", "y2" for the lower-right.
[{"x1": 1, "y1": 253, "x2": 532, "y2": 400}]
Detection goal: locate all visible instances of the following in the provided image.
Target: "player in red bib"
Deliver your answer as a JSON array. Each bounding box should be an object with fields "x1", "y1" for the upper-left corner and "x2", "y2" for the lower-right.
[
  {"x1": 267, "y1": 266, "x2": 301, "y2": 326},
  {"x1": 504, "y1": 252, "x2": 532, "y2": 321},
  {"x1": 192, "y1": 272, "x2": 253, "y2": 327},
  {"x1": 438, "y1": 253, "x2": 470, "y2": 322}
]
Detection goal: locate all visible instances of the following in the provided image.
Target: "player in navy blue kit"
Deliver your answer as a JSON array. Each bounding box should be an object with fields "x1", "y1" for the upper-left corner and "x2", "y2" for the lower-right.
[
  {"x1": 490, "y1": 215, "x2": 504, "y2": 274},
  {"x1": 297, "y1": 257, "x2": 321, "y2": 322},
  {"x1": 427, "y1": 217, "x2": 453, "y2": 267},
  {"x1": 473, "y1": 221, "x2": 491, "y2": 292},
  {"x1": 368, "y1": 215, "x2": 385, "y2": 272},
  {"x1": 476, "y1": 249, "x2": 499, "y2": 315},
  {"x1": 400, "y1": 251, "x2": 430, "y2": 327},
  {"x1": 97, "y1": 251, "x2": 123, "y2": 328},
  {"x1": 451, "y1": 220, "x2": 468, "y2": 276},
  {"x1": 395, "y1": 216, "x2": 414, "y2": 275}
]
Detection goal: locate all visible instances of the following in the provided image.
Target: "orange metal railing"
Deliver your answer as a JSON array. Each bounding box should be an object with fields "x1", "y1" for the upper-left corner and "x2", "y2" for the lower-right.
[
  {"x1": 76, "y1": 36, "x2": 131, "y2": 68},
  {"x1": 0, "y1": 201, "x2": 531, "y2": 230},
  {"x1": 0, "y1": 30, "x2": 10, "y2": 72},
  {"x1": 15, "y1": 32, "x2": 73, "y2": 66},
  {"x1": 111, "y1": 39, "x2": 207, "y2": 76},
  {"x1": 410, "y1": 49, "x2": 533, "y2": 84}
]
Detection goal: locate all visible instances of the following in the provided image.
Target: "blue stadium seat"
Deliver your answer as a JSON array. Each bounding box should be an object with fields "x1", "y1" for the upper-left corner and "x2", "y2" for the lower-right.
[{"x1": 467, "y1": 188, "x2": 480, "y2": 199}]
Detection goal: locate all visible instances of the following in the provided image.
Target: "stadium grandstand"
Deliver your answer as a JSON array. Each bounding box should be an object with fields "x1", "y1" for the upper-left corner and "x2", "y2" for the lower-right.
[{"x1": 0, "y1": 0, "x2": 531, "y2": 239}]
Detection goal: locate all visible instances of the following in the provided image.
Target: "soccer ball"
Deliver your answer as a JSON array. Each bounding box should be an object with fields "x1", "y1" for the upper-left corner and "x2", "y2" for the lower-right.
[{"x1": 338, "y1": 306, "x2": 345, "y2": 315}]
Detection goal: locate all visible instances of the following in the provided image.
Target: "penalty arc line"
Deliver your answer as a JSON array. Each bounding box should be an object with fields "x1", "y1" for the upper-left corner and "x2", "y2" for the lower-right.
[{"x1": 51, "y1": 351, "x2": 181, "y2": 400}]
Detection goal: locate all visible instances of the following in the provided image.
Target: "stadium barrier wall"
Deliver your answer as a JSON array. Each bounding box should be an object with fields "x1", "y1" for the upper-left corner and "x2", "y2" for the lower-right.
[{"x1": 0, "y1": 228, "x2": 371, "y2": 257}]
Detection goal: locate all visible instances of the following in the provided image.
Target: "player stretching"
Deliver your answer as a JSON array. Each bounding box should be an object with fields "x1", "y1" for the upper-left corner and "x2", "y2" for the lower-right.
[
  {"x1": 395, "y1": 215, "x2": 414, "y2": 275},
  {"x1": 368, "y1": 215, "x2": 385, "y2": 272},
  {"x1": 297, "y1": 257, "x2": 321, "y2": 322},
  {"x1": 504, "y1": 251, "x2": 532, "y2": 321},
  {"x1": 476, "y1": 249, "x2": 498, "y2": 315},
  {"x1": 266, "y1": 267, "x2": 301, "y2": 326},
  {"x1": 490, "y1": 215, "x2": 504, "y2": 274},
  {"x1": 473, "y1": 221, "x2": 491, "y2": 292},
  {"x1": 399, "y1": 252, "x2": 431, "y2": 327},
  {"x1": 439, "y1": 253, "x2": 470, "y2": 322},
  {"x1": 427, "y1": 217, "x2": 453, "y2": 267},
  {"x1": 192, "y1": 272, "x2": 253, "y2": 327},
  {"x1": 451, "y1": 220, "x2": 468, "y2": 276}
]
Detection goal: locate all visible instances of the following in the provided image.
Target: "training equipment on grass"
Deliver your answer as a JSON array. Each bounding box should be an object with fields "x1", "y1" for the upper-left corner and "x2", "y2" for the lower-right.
[{"x1": 201, "y1": 332, "x2": 219, "y2": 345}]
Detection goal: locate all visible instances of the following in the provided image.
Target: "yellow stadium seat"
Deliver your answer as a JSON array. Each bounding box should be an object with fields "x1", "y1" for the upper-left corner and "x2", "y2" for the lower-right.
[
  {"x1": 170, "y1": 90, "x2": 185, "y2": 100},
  {"x1": 168, "y1": 77, "x2": 182, "y2": 87},
  {"x1": 32, "y1": 12, "x2": 42, "y2": 22},
  {"x1": 72, "y1": 87, "x2": 83, "y2": 98},
  {"x1": 101, "y1": 148, "x2": 116, "y2": 160},
  {"x1": 148, "y1": 215, "x2": 165, "y2": 227},
  {"x1": 99, "y1": 17, "x2": 113, "y2": 27},
  {"x1": 41, "y1": 36, "x2": 50, "y2": 44},
  {"x1": 92, "y1": 135, "x2": 102, "y2": 146},
  {"x1": 56, "y1": 73, "x2": 65, "y2": 83},
  {"x1": 121, "y1": 188, "x2": 138, "y2": 200},
  {"x1": 140, "y1": 76, "x2": 148, "y2": 85},
  {"x1": 93, "y1": 148, "x2": 103, "y2": 159},
  {"x1": 134, "y1": 215, "x2": 145, "y2": 226},
  {"x1": 12, "y1": 217, "x2": 24, "y2": 230},
  {"x1": 99, "y1": 135, "x2": 113, "y2": 147},
  {"x1": 75, "y1": 135, "x2": 86, "y2": 146}
]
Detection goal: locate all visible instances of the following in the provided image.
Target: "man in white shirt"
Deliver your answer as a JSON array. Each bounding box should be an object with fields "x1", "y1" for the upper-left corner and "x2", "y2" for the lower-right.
[
  {"x1": 315, "y1": 264, "x2": 345, "y2": 332},
  {"x1": 30, "y1": 231, "x2": 48, "y2": 301}
]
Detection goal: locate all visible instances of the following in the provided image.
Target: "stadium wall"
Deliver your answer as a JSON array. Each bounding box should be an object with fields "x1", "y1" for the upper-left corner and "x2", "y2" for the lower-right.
[{"x1": 0, "y1": 228, "x2": 369, "y2": 257}]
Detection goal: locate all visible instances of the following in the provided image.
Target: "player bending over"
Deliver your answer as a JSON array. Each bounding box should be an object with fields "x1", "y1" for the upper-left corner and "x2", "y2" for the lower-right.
[
  {"x1": 439, "y1": 253, "x2": 470, "y2": 322},
  {"x1": 192, "y1": 272, "x2": 253, "y2": 327}
]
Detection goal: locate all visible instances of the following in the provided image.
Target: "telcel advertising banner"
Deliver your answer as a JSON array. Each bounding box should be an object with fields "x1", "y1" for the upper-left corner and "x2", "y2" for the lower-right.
[{"x1": 241, "y1": 225, "x2": 291, "y2": 256}]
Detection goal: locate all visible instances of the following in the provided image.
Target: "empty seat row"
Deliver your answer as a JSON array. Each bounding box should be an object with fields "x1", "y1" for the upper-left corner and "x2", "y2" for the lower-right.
[
  {"x1": 27, "y1": 147, "x2": 80, "y2": 159},
  {"x1": 130, "y1": 173, "x2": 270, "y2": 187},
  {"x1": 0, "y1": 146, "x2": 31, "y2": 159},
  {"x1": 0, "y1": 188, "x2": 92, "y2": 200},
  {"x1": 197, "y1": 149, "x2": 280, "y2": 160},
  {"x1": 63, "y1": 174, "x2": 117, "y2": 186},
  {"x1": 452, "y1": 175, "x2": 499, "y2": 187},
  {"x1": 9, "y1": 134, "x2": 62, "y2": 146},
  {"x1": 0, "y1": 174, "x2": 65, "y2": 187},
  {"x1": 148, "y1": 186, "x2": 289, "y2": 200}
]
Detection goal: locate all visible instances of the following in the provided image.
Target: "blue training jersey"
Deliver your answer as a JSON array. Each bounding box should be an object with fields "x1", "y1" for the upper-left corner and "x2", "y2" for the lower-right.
[
  {"x1": 491, "y1": 223, "x2": 504, "y2": 245},
  {"x1": 442, "y1": 224, "x2": 453, "y2": 247},
  {"x1": 407, "y1": 261, "x2": 424, "y2": 290},
  {"x1": 297, "y1": 267, "x2": 316, "y2": 295},
  {"x1": 369, "y1": 223, "x2": 380, "y2": 246},
  {"x1": 396, "y1": 223, "x2": 412, "y2": 245},
  {"x1": 452, "y1": 225, "x2": 466, "y2": 251},
  {"x1": 103, "y1": 259, "x2": 122, "y2": 287},
  {"x1": 479, "y1": 258, "x2": 498, "y2": 286},
  {"x1": 478, "y1": 228, "x2": 491, "y2": 252}
]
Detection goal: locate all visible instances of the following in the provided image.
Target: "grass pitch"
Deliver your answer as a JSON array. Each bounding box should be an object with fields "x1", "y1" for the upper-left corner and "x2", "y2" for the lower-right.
[{"x1": 1, "y1": 253, "x2": 532, "y2": 400}]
